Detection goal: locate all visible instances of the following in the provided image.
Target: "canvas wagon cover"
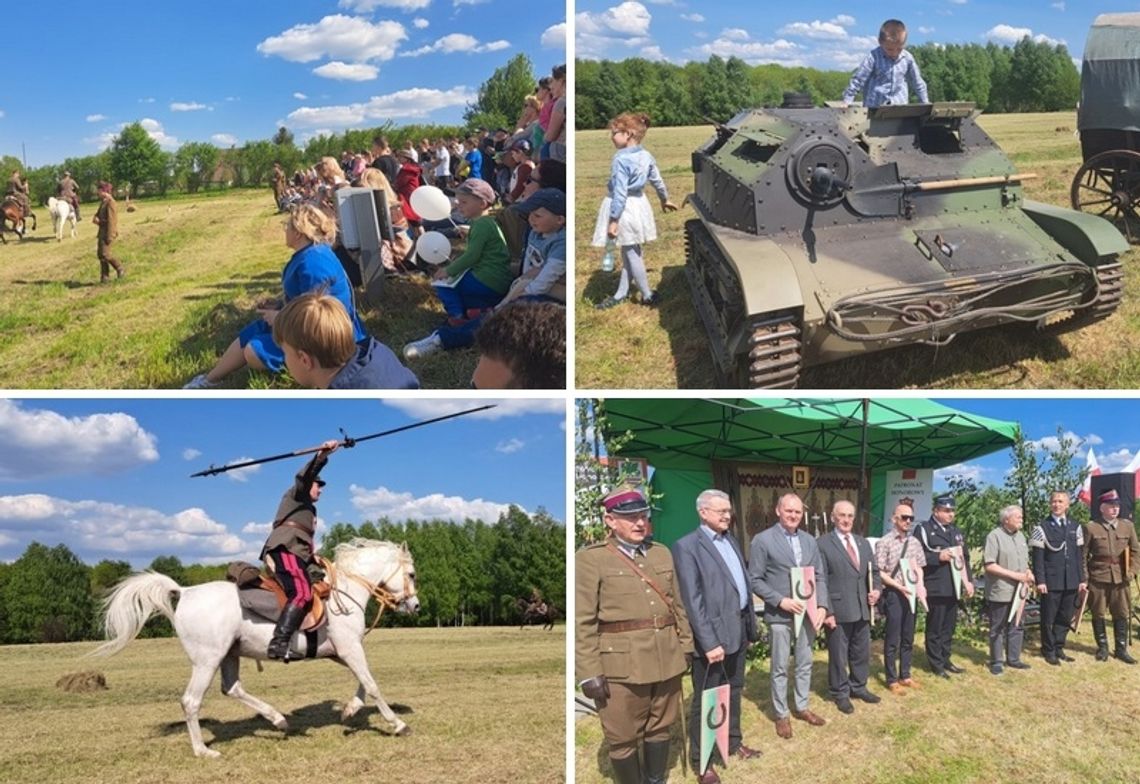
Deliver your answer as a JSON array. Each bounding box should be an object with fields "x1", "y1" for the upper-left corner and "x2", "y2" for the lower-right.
[{"x1": 1079, "y1": 13, "x2": 1140, "y2": 131}]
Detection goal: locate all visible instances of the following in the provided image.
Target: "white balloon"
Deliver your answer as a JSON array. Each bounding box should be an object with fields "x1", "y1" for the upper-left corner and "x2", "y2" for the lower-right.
[
  {"x1": 416, "y1": 231, "x2": 452, "y2": 265},
  {"x1": 409, "y1": 186, "x2": 452, "y2": 222}
]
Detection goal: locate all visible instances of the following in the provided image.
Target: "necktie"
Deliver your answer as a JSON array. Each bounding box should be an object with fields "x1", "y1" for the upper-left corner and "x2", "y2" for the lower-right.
[{"x1": 845, "y1": 535, "x2": 859, "y2": 569}]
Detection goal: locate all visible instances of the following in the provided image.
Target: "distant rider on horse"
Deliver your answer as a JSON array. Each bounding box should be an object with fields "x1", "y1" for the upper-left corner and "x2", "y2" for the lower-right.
[
  {"x1": 6, "y1": 169, "x2": 30, "y2": 218},
  {"x1": 527, "y1": 587, "x2": 549, "y2": 616},
  {"x1": 259, "y1": 439, "x2": 339, "y2": 660},
  {"x1": 58, "y1": 171, "x2": 80, "y2": 220}
]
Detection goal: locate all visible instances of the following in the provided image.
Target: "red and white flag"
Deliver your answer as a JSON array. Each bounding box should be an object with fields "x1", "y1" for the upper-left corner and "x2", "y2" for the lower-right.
[
  {"x1": 1124, "y1": 450, "x2": 1140, "y2": 500},
  {"x1": 1077, "y1": 448, "x2": 1101, "y2": 506}
]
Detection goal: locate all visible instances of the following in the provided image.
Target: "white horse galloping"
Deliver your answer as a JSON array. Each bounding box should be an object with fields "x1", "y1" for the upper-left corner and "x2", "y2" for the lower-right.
[
  {"x1": 93, "y1": 538, "x2": 419, "y2": 758},
  {"x1": 47, "y1": 196, "x2": 77, "y2": 241}
]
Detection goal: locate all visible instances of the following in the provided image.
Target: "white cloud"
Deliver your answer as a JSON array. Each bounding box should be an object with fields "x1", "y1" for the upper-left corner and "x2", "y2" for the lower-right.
[
  {"x1": 400, "y1": 33, "x2": 510, "y2": 57},
  {"x1": 139, "y1": 118, "x2": 179, "y2": 150},
  {"x1": 171, "y1": 101, "x2": 208, "y2": 112},
  {"x1": 919, "y1": 26, "x2": 935, "y2": 34},
  {"x1": 86, "y1": 113, "x2": 106, "y2": 123},
  {"x1": 257, "y1": 15, "x2": 408, "y2": 64},
  {"x1": 949, "y1": 0, "x2": 966, "y2": 4},
  {"x1": 1098, "y1": 448, "x2": 1135, "y2": 473},
  {"x1": 0, "y1": 401, "x2": 158, "y2": 481},
  {"x1": 139, "y1": 97, "x2": 155, "y2": 103},
  {"x1": 293, "y1": 91, "x2": 308, "y2": 100},
  {"x1": 313, "y1": 61, "x2": 379, "y2": 80},
  {"x1": 721, "y1": 28, "x2": 750, "y2": 41},
  {"x1": 1051, "y1": 1, "x2": 1065, "y2": 9},
  {"x1": 576, "y1": 2, "x2": 654, "y2": 59},
  {"x1": 1031, "y1": 431, "x2": 1102, "y2": 453},
  {"x1": 211, "y1": 133, "x2": 238, "y2": 146},
  {"x1": 691, "y1": 35, "x2": 804, "y2": 66},
  {"x1": 831, "y1": 14, "x2": 855, "y2": 27},
  {"x1": 984, "y1": 24, "x2": 1063, "y2": 47},
  {"x1": 681, "y1": 13, "x2": 704, "y2": 23},
  {"x1": 933, "y1": 462, "x2": 985, "y2": 485},
  {"x1": 225, "y1": 96, "x2": 240, "y2": 102},
  {"x1": 0, "y1": 495, "x2": 247, "y2": 561},
  {"x1": 496, "y1": 438, "x2": 525, "y2": 454},
  {"x1": 640, "y1": 45, "x2": 667, "y2": 61},
  {"x1": 222, "y1": 457, "x2": 261, "y2": 483},
  {"x1": 541, "y1": 22, "x2": 566, "y2": 49},
  {"x1": 349, "y1": 484, "x2": 516, "y2": 523},
  {"x1": 777, "y1": 20, "x2": 850, "y2": 40},
  {"x1": 413, "y1": 17, "x2": 429, "y2": 28},
  {"x1": 381, "y1": 399, "x2": 564, "y2": 420},
  {"x1": 340, "y1": 0, "x2": 430, "y2": 10},
  {"x1": 285, "y1": 85, "x2": 476, "y2": 127},
  {"x1": 182, "y1": 448, "x2": 202, "y2": 461},
  {"x1": 454, "y1": 0, "x2": 491, "y2": 5}
]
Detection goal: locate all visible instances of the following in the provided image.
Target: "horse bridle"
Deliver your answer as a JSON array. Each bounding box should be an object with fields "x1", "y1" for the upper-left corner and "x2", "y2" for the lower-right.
[{"x1": 318, "y1": 551, "x2": 416, "y2": 636}]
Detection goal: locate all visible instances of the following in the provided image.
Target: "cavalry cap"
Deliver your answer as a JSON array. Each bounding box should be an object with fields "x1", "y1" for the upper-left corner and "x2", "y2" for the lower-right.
[
  {"x1": 602, "y1": 484, "x2": 651, "y2": 515},
  {"x1": 933, "y1": 493, "x2": 956, "y2": 509},
  {"x1": 1099, "y1": 489, "x2": 1121, "y2": 504}
]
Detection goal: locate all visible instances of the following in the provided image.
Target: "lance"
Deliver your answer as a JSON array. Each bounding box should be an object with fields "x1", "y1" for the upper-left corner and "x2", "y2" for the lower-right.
[{"x1": 190, "y1": 405, "x2": 495, "y2": 477}]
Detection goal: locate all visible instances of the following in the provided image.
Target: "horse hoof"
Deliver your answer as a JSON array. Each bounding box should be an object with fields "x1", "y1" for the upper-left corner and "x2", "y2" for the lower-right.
[
  {"x1": 195, "y1": 747, "x2": 222, "y2": 759},
  {"x1": 396, "y1": 725, "x2": 413, "y2": 737},
  {"x1": 272, "y1": 716, "x2": 289, "y2": 731}
]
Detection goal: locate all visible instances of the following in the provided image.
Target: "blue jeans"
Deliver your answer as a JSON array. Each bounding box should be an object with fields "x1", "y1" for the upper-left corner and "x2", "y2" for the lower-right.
[{"x1": 434, "y1": 272, "x2": 503, "y2": 318}]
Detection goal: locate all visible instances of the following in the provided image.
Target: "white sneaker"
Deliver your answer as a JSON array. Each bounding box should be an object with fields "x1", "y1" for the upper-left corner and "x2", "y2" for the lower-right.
[
  {"x1": 182, "y1": 372, "x2": 219, "y2": 389},
  {"x1": 403, "y1": 333, "x2": 443, "y2": 359}
]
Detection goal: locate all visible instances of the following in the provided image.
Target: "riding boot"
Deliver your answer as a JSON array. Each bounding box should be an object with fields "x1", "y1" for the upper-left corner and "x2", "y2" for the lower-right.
[
  {"x1": 1113, "y1": 619, "x2": 1137, "y2": 664},
  {"x1": 643, "y1": 739, "x2": 671, "y2": 784},
  {"x1": 608, "y1": 752, "x2": 642, "y2": 784},
  {"x1": 1093, "y1": 618, "x2": 1110, "y2": 661},
  {"x1": 267, "y1": 604, "x2": 307, "y2": 661}
]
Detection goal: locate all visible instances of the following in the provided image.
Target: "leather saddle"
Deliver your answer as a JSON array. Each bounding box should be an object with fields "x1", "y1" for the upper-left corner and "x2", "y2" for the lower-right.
[{"x1": 226, "y1": 561, "x2": 330, "y2": 631}]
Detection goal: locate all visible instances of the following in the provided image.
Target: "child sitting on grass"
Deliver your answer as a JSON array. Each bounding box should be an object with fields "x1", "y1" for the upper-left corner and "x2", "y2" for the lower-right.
[
  {"x1": 273, "y1": 291, "x2": 418, "y2": 389},
  {"x1": 403, "y1": 178, "x2": 511, "y2": 359}
]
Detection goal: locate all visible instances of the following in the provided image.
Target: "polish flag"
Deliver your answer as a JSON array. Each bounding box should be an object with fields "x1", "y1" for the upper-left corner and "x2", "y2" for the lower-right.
[
  {"x1": 1077, "y1": 448, "x2": 1101, "y2": 505},
  {"x1": 1124, "y1": 449, "x2": 1140, "y2": 498}
]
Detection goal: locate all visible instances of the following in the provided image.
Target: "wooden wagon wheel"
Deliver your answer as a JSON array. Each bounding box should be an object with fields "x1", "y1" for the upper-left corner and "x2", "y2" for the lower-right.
[{"x1": 1070, "y1": 148, "x2": 1140, "y2": 242}]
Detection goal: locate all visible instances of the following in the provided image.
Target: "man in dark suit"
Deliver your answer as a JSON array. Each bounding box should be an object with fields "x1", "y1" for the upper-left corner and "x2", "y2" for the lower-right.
[
  {"x1": 914, "y1": 493, "x2": 974, "y2": 677},
  {"x1": 819, "y1": 500, "x2": 882, "y2": 713},
  {"x1": 749, "y1": 493, "x2": 829, "y2": 740},
  {"x1": 674, "y1": 490, "x2": 762, "y2": 784},
  {"x1": 1030, "y1": 490, "x2": 1087, "y2": 665}
]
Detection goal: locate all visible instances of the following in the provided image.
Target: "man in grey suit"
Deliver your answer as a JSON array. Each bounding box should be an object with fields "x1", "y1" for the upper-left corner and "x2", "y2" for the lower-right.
[
  {"x1": 819, "y1": 500, "x2": 882, "y2": 714},
  {"x1": 674, "y1": 489, "x2": 762, "y2": 784},
  {"x1": 748, "y1": 492, "x2": 829, "y2": 740}
]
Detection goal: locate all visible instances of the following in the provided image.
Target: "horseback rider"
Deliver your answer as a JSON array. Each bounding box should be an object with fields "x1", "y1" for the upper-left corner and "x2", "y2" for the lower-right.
[
  {"x1": 58, "y1": 171, "x2": 80, "y2": 220},
  {"x1": 259, "y1": 439, "x2": 340, "y2": 660},
  {"x1": 6, "y1": 168, "x2": 30, "y2": 218},
  {"x1": 528, "y1": 587, "x2": 549, "y2": 616}
]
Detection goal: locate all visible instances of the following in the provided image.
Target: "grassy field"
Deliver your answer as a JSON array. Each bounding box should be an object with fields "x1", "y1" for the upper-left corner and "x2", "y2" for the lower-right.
[
  {"x1": 0, "y1": 625, "x2": 564, "y2": 783},
  {"x1": 575, "y1": 112, "x2": 1140, "y2": 389},
  {"x1": 0, "y1": 189, "x2": 474, "y2": 389},
  {"x1": 575, "y1": 628, "x2": 1140, "y2": 783}
]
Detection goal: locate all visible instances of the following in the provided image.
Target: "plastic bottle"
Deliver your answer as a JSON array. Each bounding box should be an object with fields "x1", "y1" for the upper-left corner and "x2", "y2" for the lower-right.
[{"x1": 602, "y1": 239, "x2": 616, "y2": 272}]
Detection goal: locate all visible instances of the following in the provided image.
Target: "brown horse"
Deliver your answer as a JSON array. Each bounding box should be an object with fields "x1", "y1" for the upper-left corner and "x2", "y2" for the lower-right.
[
  {"x1": 0, "y1": 196, "x2": 36, "y2": 242},
  {"x1": 516, "y1": 597, "x2": 559, "y2": 630}
]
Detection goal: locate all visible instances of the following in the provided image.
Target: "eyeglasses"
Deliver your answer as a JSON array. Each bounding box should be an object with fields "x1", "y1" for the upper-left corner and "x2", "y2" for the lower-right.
[{"x1": 899, "y1": 515, "x2": 915, "y2": 521}]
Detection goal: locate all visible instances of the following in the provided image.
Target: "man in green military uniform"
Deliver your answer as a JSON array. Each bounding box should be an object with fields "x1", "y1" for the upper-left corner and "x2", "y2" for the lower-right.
[
  {"x1": 576, "y1": 484, "x2": 694, "y2": 784},
  {"x1": 1084, "y1": 489, "x2": 1139, "y2": 664}
]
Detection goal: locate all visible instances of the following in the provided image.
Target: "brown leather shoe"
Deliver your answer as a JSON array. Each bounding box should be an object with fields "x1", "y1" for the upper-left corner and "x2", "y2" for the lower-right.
[
  {"x1": 792, "y1": 709, "x2": 826, "y2": 726},
  {"x1": 696, "y1": 768, "x2": 721, "y2": 784},
  {"x1": 888, "y1": 682, "x2": 906, "y2": 695},
  {"x1": 774, "y1": 716, "x2": 793, "y2": 739},
  {"x1": 899, "y1": 677, "x2": 920, "y2": 689},
  {"x1": 733, "y1": 744, "x2": 762, "y2": 760}
]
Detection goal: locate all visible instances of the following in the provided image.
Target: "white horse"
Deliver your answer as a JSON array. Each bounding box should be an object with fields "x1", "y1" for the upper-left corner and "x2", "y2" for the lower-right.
[
  {"x1": 47, "y1": 196, "x2": 77, "y2": 241},
  {"x1": 93, "y1": 538, "x2": 419, "y2": 758}
]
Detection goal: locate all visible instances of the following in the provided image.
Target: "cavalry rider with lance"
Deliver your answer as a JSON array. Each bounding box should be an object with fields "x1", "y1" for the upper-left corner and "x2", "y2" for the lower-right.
[
  {"x1": 58, "y1": 171, "x2": 80, "y2": 220},
  {"x1": 260, "y1": 439, "x2": 340, "y2": 660},
  {"x1": 1084, "y1": 489, "x2": 1140, "y2": 664},
  {"x1": 6, "y1": 168, "x2": 30, "y2": 218}
]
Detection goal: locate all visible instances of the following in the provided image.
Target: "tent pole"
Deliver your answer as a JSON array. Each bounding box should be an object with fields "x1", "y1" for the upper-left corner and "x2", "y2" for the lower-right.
[{"x1": 858, "y1": 398, "x2": 870, "y2": 535}]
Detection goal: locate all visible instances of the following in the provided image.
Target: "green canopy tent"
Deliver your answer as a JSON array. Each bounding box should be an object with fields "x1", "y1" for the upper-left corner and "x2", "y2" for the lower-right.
[{"x1": 601, "y1": 398, "x2": 1018, "y2": 546}]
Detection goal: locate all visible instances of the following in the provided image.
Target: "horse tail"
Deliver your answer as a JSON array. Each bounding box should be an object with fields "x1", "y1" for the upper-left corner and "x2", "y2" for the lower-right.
[{"x1": 90, "y1": 571, "x2": 182, "y2": 658}]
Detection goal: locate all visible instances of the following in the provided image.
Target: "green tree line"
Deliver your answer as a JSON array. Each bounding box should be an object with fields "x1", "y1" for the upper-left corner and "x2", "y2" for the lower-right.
[
  {"x1": 3, "y1": 53, "x2": 544, "y2": 205},
  {"x1": 576, "y1": 37, "x2": 1080, "y2": 129},
  {"x1": 0, "y1": 505, "x2": 564, "y2": 645}
]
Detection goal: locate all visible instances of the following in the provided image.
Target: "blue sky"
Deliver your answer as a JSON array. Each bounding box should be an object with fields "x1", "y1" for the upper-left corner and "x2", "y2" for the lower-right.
[
  {"x1": 0, "y1": 398, "x2": 565, "y2": 568},
  {"x1": 576, "y1": 0, "x2": 1098, "y2": 69},
  {"x1": 929, "y1": 397, "x2": 1140, "y2": 493},
  {"x1": 0, "y1": 1, "x2": 565, "y2": 167}
]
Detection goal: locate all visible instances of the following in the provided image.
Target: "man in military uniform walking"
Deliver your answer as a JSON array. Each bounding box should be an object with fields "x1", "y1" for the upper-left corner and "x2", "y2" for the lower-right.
[
  {"x1": 1030, "y1": 490, "x2": 1087, "y2": 665},
  {"x1": 576, "y1": 485, "x2": 693, "y2": 784},
  {"x1": 1084, "y1": 489, "x2": 1139, "y2": 664},
  {"x1": 914, "y1": 493, "x2": 974, "y2": 677}
]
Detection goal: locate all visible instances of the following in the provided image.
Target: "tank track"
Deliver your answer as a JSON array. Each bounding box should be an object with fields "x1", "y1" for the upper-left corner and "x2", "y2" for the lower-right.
[
  {"x1": 1041, "y1": 260, "x2": 1124, "y2": 333},
  {"x1": 684, "y1": 219, "x2": 803, "y2": 388}
]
